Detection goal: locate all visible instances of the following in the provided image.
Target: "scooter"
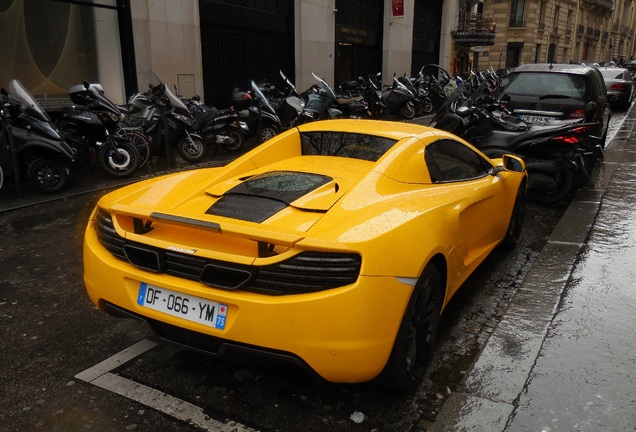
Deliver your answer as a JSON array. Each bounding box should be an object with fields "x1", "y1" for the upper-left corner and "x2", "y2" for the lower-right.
[
  {"x1": 122, "y1": 82, "x2": 206, "y2": 163},
  {"x1": 182, "y1": 93, "x2": 249, "y2": 154},
  {"x1": 0, "y1": 80, "x2": 76, "y2": 194},
  {"x1": 56, "y1": 82, "x2": 141, "y2": 178},
  {"x1": 430, "y1": 83, "x2": 603, "y2": 203},
  {"x1": 231, "y1": 80, "x2": 281, "y2": 143},
  {"x1": 375, "y1": 74, "x2": 418, "y2": 119},
  {"x1": 267, "y1": 70, "x2": 305, "y2": 129},
  {"x1": 298, "y1": 73, "x2": 342, "y2": 123}
]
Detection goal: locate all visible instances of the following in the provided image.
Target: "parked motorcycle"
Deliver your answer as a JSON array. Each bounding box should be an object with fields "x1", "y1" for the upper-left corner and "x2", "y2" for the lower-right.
[
  {"x1": 377, "y1": 74, "x2": 418, "y2": 119},
  {"x1": 231, "y1": 80, "x2": 281, "y2": 143},
  {"x1": 430, "y1": 83, "x2": 603, "y2": 203},
  {"x1": 298, "y1": 73, "x2": 342, "y2": 123},
  {"x1": 266, "y1": 70, "x2": 305, "y2": 129},
  {"x1": 56, "y1": 82, "x2": 141, "y2": 178},
  {"x1": 0, "y1": 79, "x2": 76, "y2": 194},
  {"x1": 182, "y1": 93, "x2": 248, "y2": 154}
]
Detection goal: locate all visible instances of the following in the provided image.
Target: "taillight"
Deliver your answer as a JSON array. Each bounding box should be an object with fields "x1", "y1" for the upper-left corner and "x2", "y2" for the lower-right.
[
  {"x1": 568, "y1": 108, "x2": 586, "y2": 119},
  {"x1": 552, "y1": 126, "x2": 592, "y2": 144},
  {"x1": 552, "y1": 135, "x2": 580, "y2": 144},
  {"x1": 610, "y1": 83, "x2": 626, "y2": 91}
]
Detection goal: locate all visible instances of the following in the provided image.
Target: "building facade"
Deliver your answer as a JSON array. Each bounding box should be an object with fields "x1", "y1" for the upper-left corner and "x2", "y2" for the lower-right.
[{"x1": 1, "y1": 0, "x2": 635, "y2": 109}]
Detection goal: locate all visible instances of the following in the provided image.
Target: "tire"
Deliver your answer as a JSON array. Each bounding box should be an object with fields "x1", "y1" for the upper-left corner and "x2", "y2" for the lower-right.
[
  {"x1": 119, "y1": 129, "x2": 151, "y2": 168},
  {"x1": 259, "y1": 122, "x2": 279, "y2": 143},
  {"x1": 97, "y1": 141, "x2": 140, "y2": 178},
  {"x1": 421, "y1": 97, "x2": 434, "y2": 114},
  {"x1": 413, "y1": 99, "x2": 424, "y2": 117},
  {"x1": 500, "y1": 180, "x2": 527, "y2": 249},
  {"x1": 28, "y1": 158, "x2": 69, "y2": 194},
  {"x1": 0, "y1": 164, "x2": 3, "y2": 191},
  {"x1": 222, "y1": 130, "x2": 245, "y2": 152},
  {"x1": 529, "y1": 164, "x2": 575, "y2": 204},
  {"x1": 377, "y1": 262, "x2": 443, "y2": 393},
  {"x1": 177, "y1": 135, "x2": 206, "y2": 163},
  {"x1": 400, "y1": 101, "x2": 416, "y2": 119}
]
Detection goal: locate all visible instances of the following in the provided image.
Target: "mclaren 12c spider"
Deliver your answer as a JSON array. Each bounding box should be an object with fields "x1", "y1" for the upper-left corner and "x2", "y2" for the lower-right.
[{"x1": 83, "y1": 119, "x2": 527, "y2": 392}]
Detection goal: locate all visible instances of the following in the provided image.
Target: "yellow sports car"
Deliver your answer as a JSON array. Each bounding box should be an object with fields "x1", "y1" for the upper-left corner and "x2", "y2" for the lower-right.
[{"x1": 83, "y1": 119, "x2": 526, "y2": 392}]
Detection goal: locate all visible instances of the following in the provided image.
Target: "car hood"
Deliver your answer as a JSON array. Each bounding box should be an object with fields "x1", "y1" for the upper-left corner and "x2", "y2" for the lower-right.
[{"x1": 100, "y1": 155, "x2": 372, "y2": 235}]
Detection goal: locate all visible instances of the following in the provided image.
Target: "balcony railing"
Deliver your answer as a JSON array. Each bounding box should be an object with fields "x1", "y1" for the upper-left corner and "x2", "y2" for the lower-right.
[
  {"x1": 539, "y1": 22, "x2": 546, "y2": 31},
  {"x1": 457, "y1": 12, "x2": 496, "y2": 32},
  {"x1": 577, "y1": 24, "x2": 585, "y2": 35}
]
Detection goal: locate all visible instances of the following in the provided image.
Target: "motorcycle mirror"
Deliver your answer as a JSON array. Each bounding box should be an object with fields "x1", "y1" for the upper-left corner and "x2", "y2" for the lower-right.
[{"x1": 83, "y1": 80, "x2": 90, "y2": 90}]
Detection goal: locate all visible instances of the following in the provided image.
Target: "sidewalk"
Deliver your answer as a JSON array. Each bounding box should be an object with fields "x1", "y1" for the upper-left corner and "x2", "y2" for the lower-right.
[{"x1": 429, "y1": 109, "x2": 636, "y2": 431}]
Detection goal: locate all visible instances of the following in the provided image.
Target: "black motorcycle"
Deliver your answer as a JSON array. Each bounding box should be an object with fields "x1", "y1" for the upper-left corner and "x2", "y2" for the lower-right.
[
  {"x1": 122, "y1": 82, "x2": 206, "y2": 163},
  {"x1": 377, "y1": 74, "x2": 418, "y2": 119},
  {"x1": 56, "y1": 82, "x2": 141, "y2": 178},
  {"x1": 232, "y1": 80, "x2": 282, "y2": 143},
  {"x1": 430, "y1": 82, "x2": 603, "y2": 203},
  {"x1": 265, "y1": 70, "x2": 305, "y2": 129},
  {"x1": 0, "y1": 80, "x2": 76, "y2": 194}
]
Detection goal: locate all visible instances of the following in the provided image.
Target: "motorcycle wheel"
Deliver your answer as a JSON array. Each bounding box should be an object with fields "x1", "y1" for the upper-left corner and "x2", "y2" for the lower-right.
[
  {"x1": 259, "y1": 122, "x2": 279, "y2": 143},
  {"x1": 529, "y1": 165, "x2": 575, "y2": 204},
  {"x1": 97, "y1": 141, "x2": 140, "y2": 178},
  {"x1": 400, "y1": 101, "x2": 416, "y2": 119},
  {"x1": 222, "y1": 130, "x2": 245, "y2": 152},
  {"x1": 177, "y1": 135, "x2": 206, "y2": 163},
  {"x1": 421, "y1": 97, "x2": 434, "y2": 114},
  {"x1": 413, "y1": 99, "x2": 424, "y2": 117},
  {"x1": 28, "y1": 157, "x2": 69, "y2": 194},
  {"x1": 0, "y1": 164, "x2": 3, "y2": 191}
]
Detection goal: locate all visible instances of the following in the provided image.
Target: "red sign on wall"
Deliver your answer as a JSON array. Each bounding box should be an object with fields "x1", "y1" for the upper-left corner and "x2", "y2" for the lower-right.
[{"x1": 392, "y1": 0, "x2": 404, "y2": 17}]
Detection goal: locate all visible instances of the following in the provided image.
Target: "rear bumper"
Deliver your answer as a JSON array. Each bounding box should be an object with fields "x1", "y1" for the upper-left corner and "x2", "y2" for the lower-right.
[{"x1": 83, "y1": 228, "x2": 414, "y2": 383}]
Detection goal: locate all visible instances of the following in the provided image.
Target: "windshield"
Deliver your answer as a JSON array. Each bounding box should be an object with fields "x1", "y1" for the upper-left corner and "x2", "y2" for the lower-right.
[
  {"x1": 163, "y1": 83, "x2": 189, "y2": 111},
  {"x1": 312, "y1": 73, "x2": 336, "y2": 99},
  {"x1": 251, "y1": 80, "x2": 275, "y2": 113},
  {"x1": 9, "y1": 79, "x2": 51, "y2": 123}
]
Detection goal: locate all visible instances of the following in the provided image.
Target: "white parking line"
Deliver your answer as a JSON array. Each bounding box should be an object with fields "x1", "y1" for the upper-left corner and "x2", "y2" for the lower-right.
[{"x1": 75, "y1": 339, "x2": 257, "y2": 432}]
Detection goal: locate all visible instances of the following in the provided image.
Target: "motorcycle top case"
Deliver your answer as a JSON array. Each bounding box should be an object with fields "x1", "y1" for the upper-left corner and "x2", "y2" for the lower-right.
[
  {"x1": 232, "y1": 91, "x2": 252, "y2": 111},
  {"x1": 68, "y1": 83, "x2": 104, "y2": 106}
]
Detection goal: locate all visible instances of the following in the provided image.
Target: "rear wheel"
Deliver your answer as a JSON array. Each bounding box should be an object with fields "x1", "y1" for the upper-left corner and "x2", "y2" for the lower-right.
[
  {"x1": 222, "y1": 130, "x2": 245, "y2": 152},
  {"x1": 377, "y1": 262, "x2": 443, "y2": 393},
  {"x1": 28, "y1": 157, "x2": 69, "y2": 193},
  {"x1": 530, "y1": 164, "x2": 574, "y2": 204}
]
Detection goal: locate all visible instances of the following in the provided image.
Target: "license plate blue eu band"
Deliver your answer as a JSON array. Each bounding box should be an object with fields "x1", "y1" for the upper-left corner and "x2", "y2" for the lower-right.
[{"x1": 138, "y1": 282, "x2": 227, "y2": 330}]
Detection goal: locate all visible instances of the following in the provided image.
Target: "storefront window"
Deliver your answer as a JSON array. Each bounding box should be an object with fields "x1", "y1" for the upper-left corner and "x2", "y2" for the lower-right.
[{"x1": 0, "y1": 0, "x2": 125, "y2": 109}]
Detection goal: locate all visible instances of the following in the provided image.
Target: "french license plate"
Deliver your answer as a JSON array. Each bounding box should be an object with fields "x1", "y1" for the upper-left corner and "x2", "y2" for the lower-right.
[
  {"x1": 137, "y1": 282, "x2": 227, "y2": 330},
  {"x1": 519, "y1": 114, "x2": 551, "y2": 124}
]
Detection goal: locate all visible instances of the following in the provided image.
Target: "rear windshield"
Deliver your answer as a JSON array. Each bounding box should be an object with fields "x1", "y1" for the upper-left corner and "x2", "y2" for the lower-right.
[
  {"x1": 599, "y1": 69, "x2": 625, "y2": 79},
  {"x1": 300, "y1": 131, "x2": 397, "y2": 162},
  {"x1": 502, "y1": 72, "x2": 591, "y2": 99}
]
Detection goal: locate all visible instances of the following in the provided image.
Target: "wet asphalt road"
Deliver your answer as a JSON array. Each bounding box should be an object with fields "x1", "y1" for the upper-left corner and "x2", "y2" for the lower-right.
[{"x1": 0, "y1": 110, "x2": 633, "y2": 431}]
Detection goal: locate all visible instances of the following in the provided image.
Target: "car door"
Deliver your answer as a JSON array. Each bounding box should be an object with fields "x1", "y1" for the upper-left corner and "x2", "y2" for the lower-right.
[{"x1": 425, "y1": 139, "x2": 509, "y2": 271}]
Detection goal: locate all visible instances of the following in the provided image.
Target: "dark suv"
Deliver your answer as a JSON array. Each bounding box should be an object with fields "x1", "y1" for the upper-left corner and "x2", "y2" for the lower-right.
[{"x1": 496, "y1": 63, "x2": 612, "y2": 146}]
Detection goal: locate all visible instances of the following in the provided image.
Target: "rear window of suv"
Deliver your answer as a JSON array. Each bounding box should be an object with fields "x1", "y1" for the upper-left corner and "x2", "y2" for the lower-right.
[{"x1": 502, "y1": 72, "x2": 591, "y2": 99}]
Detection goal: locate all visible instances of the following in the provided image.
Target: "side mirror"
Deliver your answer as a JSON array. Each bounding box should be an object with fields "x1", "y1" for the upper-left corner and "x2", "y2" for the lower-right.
[{"x1": 502, "y1": 154, "x2": 525, "y2": 172}]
